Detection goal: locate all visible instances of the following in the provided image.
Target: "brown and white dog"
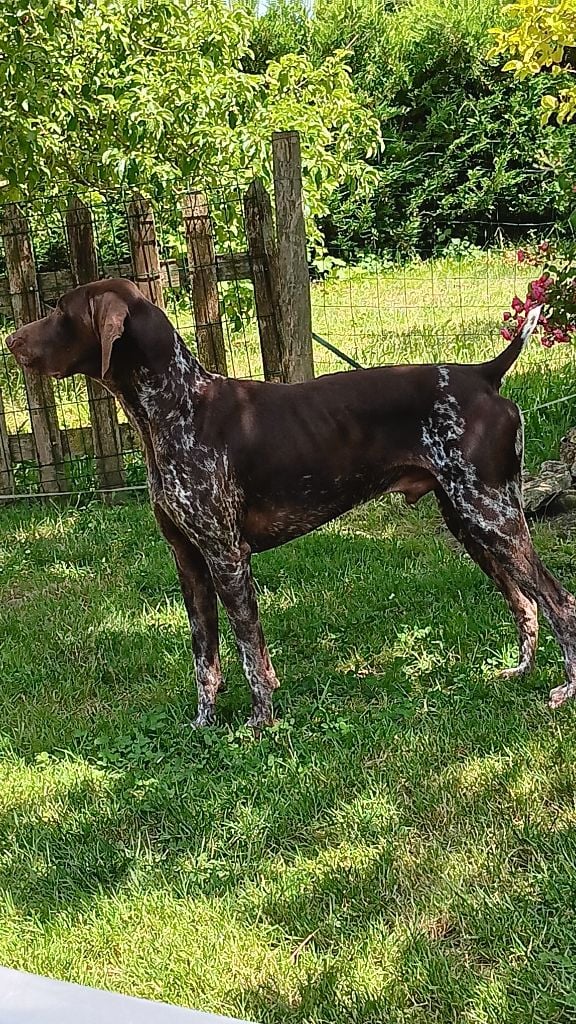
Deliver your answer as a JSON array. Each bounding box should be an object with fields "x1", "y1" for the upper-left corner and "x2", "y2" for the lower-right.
[{"x1": 6, "y1": 279, "x2": 576, "y2": 725}]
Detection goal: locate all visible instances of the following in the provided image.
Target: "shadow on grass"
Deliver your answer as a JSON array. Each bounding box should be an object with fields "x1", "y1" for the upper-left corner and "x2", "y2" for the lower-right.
[
  {"x1": 237, "y1": 819, "x2": 576, "y2": 1024},
  {"x1": 0, "y1": 779, "x2": 132, "y2": 923}
]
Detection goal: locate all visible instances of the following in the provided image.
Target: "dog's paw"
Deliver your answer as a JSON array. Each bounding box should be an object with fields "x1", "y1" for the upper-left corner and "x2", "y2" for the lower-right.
[
  {"x1": 191, "y1": 708, "x2": 217, "y2": 728},
  {"x1": 246, "y1": 710, "x2": 275, "y2": 732},
  {"x1": 548, "y1": 682, "x2": 576, "y2": 709},
  {"x1": 497, "y1": 664, "x2": 530, "y2": 680}
]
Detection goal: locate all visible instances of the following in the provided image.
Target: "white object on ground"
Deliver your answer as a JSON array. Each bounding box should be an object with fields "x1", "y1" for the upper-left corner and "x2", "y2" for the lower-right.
[{"x1": 0, "y1": 967, "x2": 255, "y2": 1024}]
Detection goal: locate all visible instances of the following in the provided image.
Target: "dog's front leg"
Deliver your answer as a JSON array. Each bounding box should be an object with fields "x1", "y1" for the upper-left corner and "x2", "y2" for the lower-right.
[
  {"x1": 154, "y1": 506, "x2": 223, "y2": 727},
  {"x1": 206, "y1": 541, "x2": 279, "y2": 728}
]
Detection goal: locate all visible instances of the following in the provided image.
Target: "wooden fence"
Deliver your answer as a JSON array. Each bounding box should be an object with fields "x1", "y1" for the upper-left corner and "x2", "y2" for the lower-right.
[{"x1": 0, "y1": 131, "x2": 315, "y2": 498}]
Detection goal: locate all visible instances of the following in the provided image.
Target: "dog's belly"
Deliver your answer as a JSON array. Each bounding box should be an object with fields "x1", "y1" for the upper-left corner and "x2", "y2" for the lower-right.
[
  {"x1": 244, "y1": 502, "x2": 345, "y2": 551},
  {"x1": 243, "y1": 466, "x2": 436, "y2": 552}
]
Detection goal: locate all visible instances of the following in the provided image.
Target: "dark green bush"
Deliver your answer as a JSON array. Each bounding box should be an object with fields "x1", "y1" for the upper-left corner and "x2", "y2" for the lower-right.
[
  {"x1": 251, "y1": 0, "x2": 576, "y2": 257},
  {"x1": 243, "y1": 0, "x2": 310, "y2": 72}
]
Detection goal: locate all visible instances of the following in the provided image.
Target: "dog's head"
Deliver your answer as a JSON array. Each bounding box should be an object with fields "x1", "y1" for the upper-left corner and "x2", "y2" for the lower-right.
[{"x1": 5, "y1": 278, "x2": 147, "y2": 381}]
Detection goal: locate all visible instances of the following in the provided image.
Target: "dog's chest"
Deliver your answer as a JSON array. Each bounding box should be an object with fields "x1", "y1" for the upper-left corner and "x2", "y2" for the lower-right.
[
  {"x1": 150, "y1": 443, "x2": 240, "y2": 545},
  {"x1": 132, "y1": 382, "x2": 231, "y2": 533}
]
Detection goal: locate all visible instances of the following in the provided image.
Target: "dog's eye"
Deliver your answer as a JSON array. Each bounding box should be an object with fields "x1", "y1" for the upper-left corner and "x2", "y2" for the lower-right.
[{"x1": 54, "y1": 300, "x2": 70, "y2": 320}]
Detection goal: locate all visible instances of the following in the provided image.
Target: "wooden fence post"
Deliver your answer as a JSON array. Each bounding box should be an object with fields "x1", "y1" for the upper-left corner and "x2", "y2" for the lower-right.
[
  {"x1": 182, "y1": 190, "x2": 228, "y2": 375},
  {"x1": 272, "y1": 131, "x2": 314, "y2": 382},
  {"x1": 0, "y1": 388, "x2": 14, "y2": 494},
  {"x1": 127, "y1": 195, "x2": 165, "y2": 308},
  {"x1": 0, "y1": 203, "x2": 66, "y2": 493},
  {"x1": 243, "y1": 178, "x2": 285, "y2": 382},
  {"x1": 66, "y1": 196, "x2": 125, "y2": 490}
]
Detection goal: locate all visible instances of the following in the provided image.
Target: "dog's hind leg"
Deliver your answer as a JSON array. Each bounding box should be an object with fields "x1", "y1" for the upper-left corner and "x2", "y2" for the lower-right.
[
  {"x1": 436, "y1": 491, "x2": 538, "y2": 679},
  {"x1": 421, "y1": 378, "x2": 575, "y2": 703},
  {"x1": 437, "y1": 482, "x2": 576, "y2": 707}
]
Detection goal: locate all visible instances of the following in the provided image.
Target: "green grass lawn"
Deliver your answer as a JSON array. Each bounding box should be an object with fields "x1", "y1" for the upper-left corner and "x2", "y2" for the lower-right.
[{"x1": 2, "y1": 496, "x2": 576, "y2": 1022}]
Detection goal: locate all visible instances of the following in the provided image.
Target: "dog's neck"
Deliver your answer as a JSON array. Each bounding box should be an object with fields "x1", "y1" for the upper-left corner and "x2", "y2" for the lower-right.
[{"x1": 105, "y1": 329, "x2": 215, "y2": 456}]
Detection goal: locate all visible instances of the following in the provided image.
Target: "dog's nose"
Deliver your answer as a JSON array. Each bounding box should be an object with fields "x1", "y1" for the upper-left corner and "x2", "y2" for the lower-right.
[{"x1": 5, "y1": 331, "x2": 29, "y2": 366}]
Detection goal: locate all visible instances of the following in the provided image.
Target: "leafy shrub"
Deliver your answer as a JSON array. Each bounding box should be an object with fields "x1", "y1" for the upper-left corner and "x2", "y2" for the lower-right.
[{"x1": 252, "y1": 0, "x2": 576, "y2": 257}]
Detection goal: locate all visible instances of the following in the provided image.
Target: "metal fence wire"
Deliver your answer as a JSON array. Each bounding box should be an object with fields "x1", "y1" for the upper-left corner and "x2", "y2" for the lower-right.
[
  {"x1": 0, "y1": 178, "x2": 270, "y2": 499},
  {"x1": 0, "y1": 171, "x2": 575, "y2": 500}
]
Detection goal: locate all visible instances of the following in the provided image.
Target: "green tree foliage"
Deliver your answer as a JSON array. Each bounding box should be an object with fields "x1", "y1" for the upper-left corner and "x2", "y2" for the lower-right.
[
  {"x1": 243, "y1": 0, "x2": 310, "y2": 72},
  {"x1": 489, "y1": 0, "x2": 576, "y2": 341},
  {"x1": 489, "y1": 0, "x2": 576, "y2": 124},
  {"x1": 0, "y1": 0, "x2": 379, "y2": 237}
]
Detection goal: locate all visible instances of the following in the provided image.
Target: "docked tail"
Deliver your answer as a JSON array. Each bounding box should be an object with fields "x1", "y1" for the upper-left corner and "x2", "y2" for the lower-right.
[{"x1": 481, "y1": 304, "x2": 543, "y2": 388}]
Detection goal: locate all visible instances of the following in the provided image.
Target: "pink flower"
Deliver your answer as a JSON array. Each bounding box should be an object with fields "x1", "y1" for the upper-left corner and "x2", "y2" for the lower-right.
[
  {"x1": 550, "y1": 327, "x2": 572, "y2": 344},
  {"x1": 539, "y1": 241, "x2": 550, "y2": 253},
  {"x1": 517, "y1": 249, "x2": 526, "y2": 263},
  {"x1": 505, "y1": 265, "x2": 576, "y2": 352},
  {"x1": 529, "y1": 276, "x2": 551, "y2": 303}
]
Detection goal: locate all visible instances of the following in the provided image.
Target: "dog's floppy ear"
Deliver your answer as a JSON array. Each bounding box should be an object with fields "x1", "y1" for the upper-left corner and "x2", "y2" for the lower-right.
[{"x1": 88, "y1": 292, "x2": 129, "y2": 378}]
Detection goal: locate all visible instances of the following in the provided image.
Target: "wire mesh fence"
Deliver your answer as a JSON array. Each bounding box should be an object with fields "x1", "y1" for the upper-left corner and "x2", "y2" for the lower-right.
[
  {"x1": 0, "y1": 179, "x2": 276, "y2": 498},
  {"x1": 0, "y1": 145, "x2": 574, "y2": 499},
  {"x1": 311, "y1": 216, "x2": 576, "y2": 470}
]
